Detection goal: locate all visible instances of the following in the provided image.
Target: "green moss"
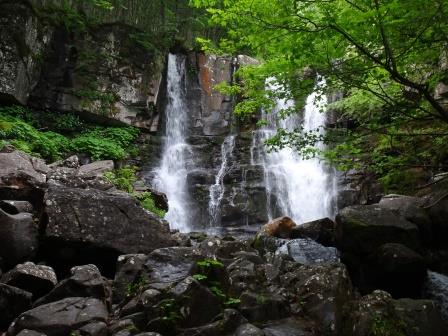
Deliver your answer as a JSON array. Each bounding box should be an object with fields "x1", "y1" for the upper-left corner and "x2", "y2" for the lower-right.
[
  {"x1": 379, "y1": 170, "x2": 420, "y2": 194},
  {"x1": 369, "y1": 316, "x2": 406, "y2": 336}
]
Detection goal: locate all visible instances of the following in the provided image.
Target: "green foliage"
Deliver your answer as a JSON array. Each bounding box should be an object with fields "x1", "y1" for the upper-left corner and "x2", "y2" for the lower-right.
[
  {"x1": 126, "y1": 275, "x2": 148, "y2": 297},
  {"x1": 192, "y1": 0, "x2": 448, "y2": 184},
  {"x1": 104, "y1": 166, "x2": 137, "y2": 192},
  {"x1": 158, "y1": 299, "x2": 182, "y2": 324},
  {"x1": 136, "y1": 192, "x2": 167, "y2": 218},
  {"x1": 369, "y1": 316, "x2": 406, "y2": 336}
]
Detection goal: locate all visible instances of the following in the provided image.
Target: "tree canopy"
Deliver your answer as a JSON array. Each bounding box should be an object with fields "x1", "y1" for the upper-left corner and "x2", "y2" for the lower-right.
[{"x1": 191, "y1": 0, "x2": 448, "y2": 192}]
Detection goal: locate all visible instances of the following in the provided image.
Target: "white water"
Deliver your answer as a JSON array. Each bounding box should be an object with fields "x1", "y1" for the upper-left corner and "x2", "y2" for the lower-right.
[
  {"x1": 208, "y1": 135, "x2": 236, "y2": 225},
  {"x1": 252, "y1": 77, "x2": 337, "y2": 223},
  {"x1": 152, "y1": 54, "x2": 193, "y2": 231}
]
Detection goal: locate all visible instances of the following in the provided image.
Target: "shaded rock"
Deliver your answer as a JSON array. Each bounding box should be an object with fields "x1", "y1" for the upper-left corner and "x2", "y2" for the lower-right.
[
  {"x1": 239, "y1": 291, "x2": 289, "y2": 322},
  {"x1": 0, "y1": 283, "x2": 32, "y2": 329},
  {"x1": 0, "y1": 200, "x2": 33, "y2": 214},
  {"x1": 49, "y1": 155, "x2": 80, "y2": 169},
  {"x1": 281, "y1": 263, "x2": 353, "y2": 335},
  {"x1": 367, "y1": 243, "x2": 426, "y2": 298},
  {"x1": 379, "y1": 194, "x2": 432, "y2": 244},
  {"x1": 35, "y1": 264, "x2": 110, "y2": 306},
  {"x1": 144, "y1": 247, "x2": 203, "y2": 290},
  {"x1": 170, "y1": 276, "x2": 221, "y2": 328},
  {"x1": 276, "y1": 238, "x2": 339, "y2": 265},
  {"x1": 8, "y1": 297, "x2": 108, "y2": 336},
  {"x1": 113, "y1": 254, "x2": 148, "y2": 304},
  {"x1": 262, "y1": 317, "x2": 316, "y2": 336},
  {"x1": 335, "y1": 204, "x2": 420, "y2": 254},
  {"x1": 423, "y1": 271, "x2": 448, "y2": 323},
  {"x1": 16, "y1": 331, "x2": 46, "y2": 336},
  {"x1": 2, "y1": 262, "x2": 57, "y2": 298},
  {"x1": 290, "y1": 218, "x2": 336, "y2": 246},
  {"x1": 0, "y1": 208, "x2": 38, "y2": 268},
  {"x1": 227, "y1": 258, "x2": 257, "y2": 295},
  {"x1": 199, "y1": 238, "x2": 254, "y2": 261},
  {"x1": 77, "y1": 161, "x2": 114, "y2": 177},
  {"x1": 42, "y1": 185, "x2": 174, "y2": 255},
  {"x1": 342, "y1": 290, "x2": 447, "y2": 336},
  {"x1": 235, "y1": 323, "x2": 264, "y2": 336},
  {"x1": 0, "y1": 0, "x2": 52, "y2": 105},
  {"x1": 77, "y1": 321, "x2": 108, "y2": 336}
]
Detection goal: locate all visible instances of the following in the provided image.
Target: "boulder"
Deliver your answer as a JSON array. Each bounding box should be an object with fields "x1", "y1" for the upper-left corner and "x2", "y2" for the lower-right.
[
  {"x1": 113, "y1": 254, "x2": 148, "y2": 304},
  {"x1": 7, "y1": 297, "x2": 109, "y2": 336},
  {"x1": 423, "y1": 178, "x2": 448, "y2": 246},
  {"x1": 280, "y1": 262, "x2": 353, "y2": 335},
  {"x1": 2, "y1": 262, "x2": 57, "y2": 298},
  {"x1": 276, "y1": 238, "x2": 339, "y2": 265},
  {"x1": 0, "y1": 151, "x2": 46, "y2": 185},
  {"x1": 49, "y1": 155, "x2": 80, "y2": 169},
  {"x1": 261, "y1": 317, "x2": 316, "y2": 336},
  {"x1": 0, "y1": 208, "x2": 38, "y2": 268},
  {"x1": 170, "y1": 276, "x2": 221, "y2": 328},
  {"x1": 367, "y1": 243, "x2": 426, "y2": 298},
  {"x1": 423, "y1": 271, "x2": 448, "y2": 323},
  {"x1": 235, "y1": 323, "x2": 264, "y2": 336},
  {"x1": 0, "y1": 200, "x2": 33, "y2": 214},
  {"x1": 290, "y1": 217, "x2": 336, "y2": 246},
  {"x1": 34, "y1": 264, "x2": 111, "y2": 306},
  {"x1": 42, "y1": 185, "x2": 175, "y2": 255},
  {"x1": 0, "y1": 0, "x2": 52, "y2": 105},
  {"x1": 0, "y1": 283, "x2": 32, "y2": 329},
  {"x1": 335, "y1": 204, "x2": 420, "y2": 254},
  {"x1": 76, "y1": 321, "x2": 108, "y2": 336},
  {"x1": 77, "y1": 161, "x2": 114, "y2": 178},
  {"x1": 342, "y1": 290, "x2": 447, "y2": 336},
  {"x1": 16, "y1": 331, "x2": 46, "y2": 336},
  {"x1": 239, "y1": 291, "x2": 289, "y2": 322}
]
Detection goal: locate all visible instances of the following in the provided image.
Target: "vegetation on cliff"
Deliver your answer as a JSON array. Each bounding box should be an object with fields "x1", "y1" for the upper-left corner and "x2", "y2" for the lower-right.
[{"x1": 192, "y1": 0, "x2": 448, "y2": 193}]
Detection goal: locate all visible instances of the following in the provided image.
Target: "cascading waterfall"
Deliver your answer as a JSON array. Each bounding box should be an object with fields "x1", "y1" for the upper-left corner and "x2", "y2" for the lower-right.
[
  {"x1": 208, "y1": 135, "x2": 235, "y2": 225},
  {"x1": 253, "y1": 77, "x2": 337, "y2": 223},
  {"x1": 152, "y1": 54, "x2": 193, "y2": 231}
]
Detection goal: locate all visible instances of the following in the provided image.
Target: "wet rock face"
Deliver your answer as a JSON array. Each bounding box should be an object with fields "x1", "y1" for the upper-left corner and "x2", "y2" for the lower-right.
[{"x1": 0, "y1": 0, "x2": 52, "y2": 105}]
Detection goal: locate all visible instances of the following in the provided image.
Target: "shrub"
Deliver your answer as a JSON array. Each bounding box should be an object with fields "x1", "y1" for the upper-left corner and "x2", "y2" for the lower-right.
[
  {"x1": 104, "y1": 166, "x2": 138, "y2": 193},
  {"x1": 136, "y1": 192, "x2": 166, "y2": 218}
]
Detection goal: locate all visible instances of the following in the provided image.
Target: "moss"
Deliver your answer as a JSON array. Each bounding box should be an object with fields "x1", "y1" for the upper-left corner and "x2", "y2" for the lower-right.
[
  {"x1": 369, "y1": 316, "x2": 406, "y2": 336},
  {"x1": 379, "y1": 170, "x2": 421, "y2": 194}
]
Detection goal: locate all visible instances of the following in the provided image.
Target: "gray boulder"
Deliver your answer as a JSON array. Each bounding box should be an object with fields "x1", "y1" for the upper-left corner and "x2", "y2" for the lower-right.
[
  {"x1": 423, "y1": 271, "x2": 448, "y2": 323},
  {"x1": 290, "y1": 217, "x2": 336, "y2": 246},
  {"x1": 0, "y1": 151, "x2": 47, "y2": 185},
  {"x1": 42, "y1": 185, "x2": 174, "y2": 255},
  {"x1": 2, "y1": 262, "x2": 57, "y2": 298},
  {"x1": 7, "y1": 297, "x2": 108, "y2": 336},
  {"x1": 276, "y1": 238, "x2": 339, "y2": 265},
  {"x1": 0, "y1": 208, "x2": 38, "y2": 268},
  {"x1": 77, "y1": 161, "x2": 114, "y2": 178},
  {"x1": 0, "y1": 283, "x2": 32, "y2": 329}
]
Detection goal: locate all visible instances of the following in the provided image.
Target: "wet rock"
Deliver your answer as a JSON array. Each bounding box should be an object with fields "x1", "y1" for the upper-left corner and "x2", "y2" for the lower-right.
[
  {"x1": 43, "y1": 185, "x2": 174, "y2": 255},
  {"x1": 0, "y1": 208, "x2": 38, "y2": 268},
  {"x1": 276, "y1": 238, "x2": 339, "y2": 265},
  {"x1": 170, "y1": 276, "x2": 221, "y2": 328},
  {"x1": 77, "y1": 161, "x2": 114, "y2": 178},
  {"x1": 35, "y1": 264, "x2": 111, "y2": 306},
  {"x1": 290, "y1": 218, "x2": 336, "y2": 246},
  {"x1": 367, "y1": 243, "x2": 426, "y2": 298},
  {"x1": 199, "y1": 238, "x2": 254, "y2": 260},
  {"x1": 281, "y1": 262, "x2": 353, "y2": 335},
  {"x1": 423, "y1": 271, "x2": 448, "y2": 323},
  {"x1": 0, "y1": 283, "x2": 32, "y2": 329},
  {"x1": 235, "y1": 323, "x2": 264, "y2": 336},
  {"x1": 336, "y1": 204, "x2": 420, "y2": 254},
  {"x1": 2, "y1": 262, "x2": 57, "y2": 298},
  {"x1": 8, "y1": 297, "x2": 108, "y2": 336},
  {"x1": 227, "y1": 258, "x2": 257, "y2": 295},
  {"x1": 77, "y1": 321, "x2": 108, "y2": 336},
  {"x1": 343, "y1": 290, "x2": 447, "y2": 336},
  {"x1": 239, "y1": 291, "x2": 289, "y2": 322},
  {"x1": 113, "y1": 254, "x2": 148, "y2": 304}
]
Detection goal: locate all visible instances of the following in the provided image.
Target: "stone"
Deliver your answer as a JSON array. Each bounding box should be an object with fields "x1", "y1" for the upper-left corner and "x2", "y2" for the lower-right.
[
  {"x1": 77, "y1": 321, "x2": 108, "y2": 336},
  {"x1": 239, "y1": 291, "x2": 290, "y2": 322},
  {"x1": 290, "y1": 218, "x2": 337, "y2": 246},
  {"x1": 342, "y1": 290, "x2": 447, "y2": 336},
  {"x1": 281, "y1": 262, "x2": 353, "y2": 335},
  {"x1": 8, "y1": 297, "x2": 109, "y2": 336},
  {"x1": 276, "y1": 238, "x2": 340, "y2": 265},
  {"x1": 0, "y1": 200, "x2": 34, "y2": 214},
  {"x1": 235, "y1": 323, "x2": 264, "y2": 336},
  {"x1": 49, "y1": 155, "x2": 80, "y2": 169},
  {"x1": 262, "y1": 318, "x2": 316, "y2": 336},
  {"x1": 335, "y1": 204, "x2": 420, "y2": 254},
  {"x1": 35, "y1": 264, "x2": 111, "y2": 306},
  {"x1": 367, "y1": 243, "x2": 426, "y2": 298},
  {"x1": 170, "y1": 276, "x2": 221, "y2": 328},
  {"x1": 113, "y1": 254, "x2": 148, "y2": 304},
  {"x1": 0, "y1": 0, "x2": 52, "y2": 105},
  {"x1": 77, "y1": 161, "x2": 114, "y2": 177},
  {"x1": 0, "y1": 208, "x2": 38, "y2": 268},
  {"x1": 16, "y1": 331, "x2": 46, "y2": 336},
  {"x1": 0, "y1": 151, "x2": 46, "y2": 185},
  {"x1": 227, "y1": 258, "x2": 258, "y2": 295},
  {"x1": 0, "y1": 284, "x2": 32, "y2": 329},
  {"x1": 143, "y1": 247, "x2": 203, "y2": 290},
  {"x1": 423, "y1": 271, "x2": 448, "y2": 323},
  {"x1": 2, "y1": 262, "x2": 57, "y2": 298},
  {"x1": 42, "y1": 185, "x2": 175, "y2": 255}
]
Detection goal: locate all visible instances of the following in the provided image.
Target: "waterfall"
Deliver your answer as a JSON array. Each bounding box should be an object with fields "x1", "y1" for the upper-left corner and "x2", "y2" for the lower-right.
[
  {"x1": 152, "y1": 54, "x2": 193, "y2": 231},
  {"x1": 208, "y1": 135, "x2": 235, "y2": 225},
  {"x1": 253, "y1": 77, "x2": 337, "y2": 224}
]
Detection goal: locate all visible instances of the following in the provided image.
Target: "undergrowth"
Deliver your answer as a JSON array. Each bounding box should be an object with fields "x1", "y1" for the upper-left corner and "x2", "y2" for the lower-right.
[{"x1": 0, "y1": 105, "x2": 139, "y2": 161}]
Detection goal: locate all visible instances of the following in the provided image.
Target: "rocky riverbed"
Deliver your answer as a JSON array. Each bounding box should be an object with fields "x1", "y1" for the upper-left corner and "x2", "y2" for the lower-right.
[{"x1": 1, "y1": 149, "x2": 448, "y2": 335}]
